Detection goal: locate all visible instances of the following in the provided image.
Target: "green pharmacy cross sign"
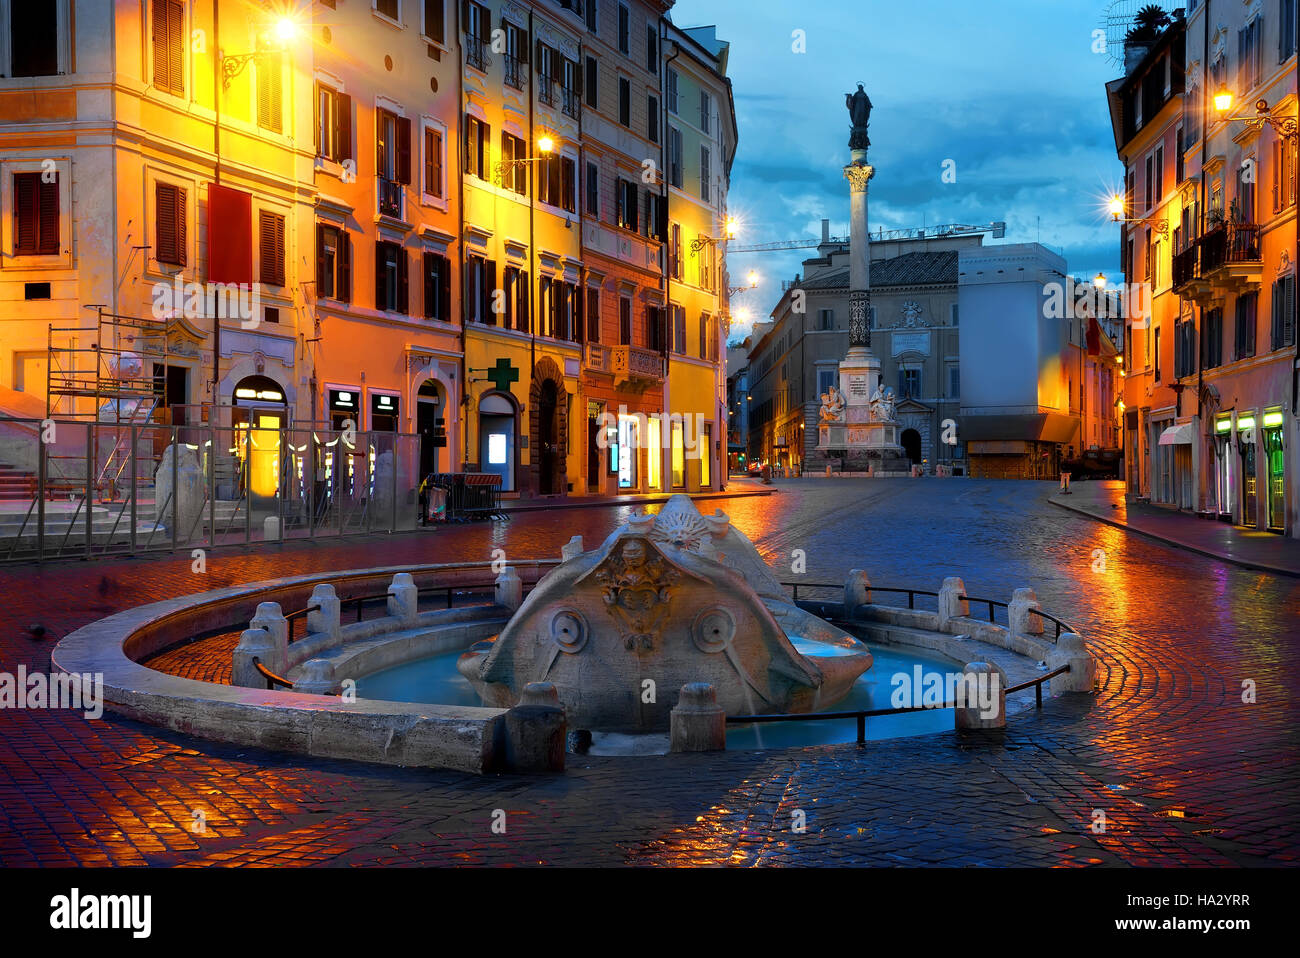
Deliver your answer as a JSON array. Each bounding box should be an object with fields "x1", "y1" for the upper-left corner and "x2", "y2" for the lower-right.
[{"x1": 472, "y1": 357, "x2": 519, "y2": 392}]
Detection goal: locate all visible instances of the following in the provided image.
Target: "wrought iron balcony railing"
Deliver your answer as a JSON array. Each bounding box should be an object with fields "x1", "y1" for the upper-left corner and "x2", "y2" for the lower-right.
[
  {"x1": 464, "y1": 35, "x2": 488, "y2": 72},
  {"x1": 378, "y1": 177, "x2": 402, "y2": 218},
  {"x1": 503, "y1": 54, "x2": 524, "y2": 91}
]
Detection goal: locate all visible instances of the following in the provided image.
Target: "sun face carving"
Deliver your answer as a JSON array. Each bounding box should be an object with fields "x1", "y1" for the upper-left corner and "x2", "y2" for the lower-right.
[{"x1": 650, "y1": 506, "x2": 710, "y2": 552}]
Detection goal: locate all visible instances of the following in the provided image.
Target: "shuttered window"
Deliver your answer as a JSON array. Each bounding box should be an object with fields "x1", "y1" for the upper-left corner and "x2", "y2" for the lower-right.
[
  {"x1": 151, "y1": 0, "x2": 184, "y2": 96},
  {"x1": 424, "y1": 127, "x2": 444, "y2": 198},
  {"x1": 376, "y1": 241, "x2": 409, "y2": 314},
  {"x1": 423, "y1": 251, "x2": 450, "y2": 321},
  {"x1": 257, "y1": 53, "x2": 283, "y2": 133},
  {"x1": 424, "y1": 0, "x2": 446, "y2": 43},
  {"x1": 13, "y1": 172, "x2": 59, "y2": 256},
  {"x1": 259, "y1": 211, "x2": 286, "y2": 287},
  {"x1": 316, "y1": 223, "x2": 352, "y2": 303},
  {"x1": 155, "y1": 182, "x2": 187, "y2": 266},
  {"x1": 315, "y1": 84, "x2": 353, "y2": 164}
]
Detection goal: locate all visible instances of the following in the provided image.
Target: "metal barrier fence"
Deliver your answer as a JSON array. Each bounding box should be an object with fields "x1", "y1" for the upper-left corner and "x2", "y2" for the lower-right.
[{"x1": 0, "y1": 417, "x2": 421, "y2": 563}]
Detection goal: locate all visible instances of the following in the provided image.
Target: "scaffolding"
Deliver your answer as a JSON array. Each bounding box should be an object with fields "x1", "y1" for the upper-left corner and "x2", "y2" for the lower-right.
[{"x1": 44, "y1": 307, "x2": 179, "y2": 499}]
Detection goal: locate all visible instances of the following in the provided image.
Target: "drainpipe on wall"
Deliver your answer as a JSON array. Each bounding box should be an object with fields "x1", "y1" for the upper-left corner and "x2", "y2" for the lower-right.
[
  {"x1": 457, "y1": 1, "x2": 468, "y2": 471},
  {"x1": 1195, "y1": 0, "x2": 1210, "y2": 513},
  {"x1": 662, "y1": 27, "x2": 680, "y2": 489},
  {"x1": 527, "y1": 6, "x2": 536, "y2": 497}
]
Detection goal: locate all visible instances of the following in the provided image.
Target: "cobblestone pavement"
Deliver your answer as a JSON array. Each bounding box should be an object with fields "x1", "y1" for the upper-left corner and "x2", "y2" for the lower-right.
[{"x1": 1, "y1": 479, "x2": 1297, "y2": 867}]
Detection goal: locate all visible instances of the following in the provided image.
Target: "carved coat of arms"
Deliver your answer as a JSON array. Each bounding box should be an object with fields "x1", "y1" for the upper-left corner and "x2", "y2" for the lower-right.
[{"x1": 594, "y1": 538, "x2": 679, "y2": 651}]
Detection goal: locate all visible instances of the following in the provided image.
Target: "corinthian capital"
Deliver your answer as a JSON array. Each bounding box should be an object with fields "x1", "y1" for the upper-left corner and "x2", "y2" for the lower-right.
[{"x1": 843, "y1": 164, "x2": 875, "y2": 193}]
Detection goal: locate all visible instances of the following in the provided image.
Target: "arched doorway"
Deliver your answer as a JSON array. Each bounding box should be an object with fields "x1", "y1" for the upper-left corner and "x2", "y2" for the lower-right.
[
  {"x1": 538, "y1": 380, "x2": 559, "y2": 494},
  {"x1": 231, "y1": 375, "x2": 288, "y2": 500},
  {"x1": 901, "y1": 428, "x2": 922, "y2": 465},
  {"x1": 528, "y1": 357, "x2": 568, "y2": 496},
  {"x1": 416, "y1": 379, "x2": 446, "y2": 478},
  {"x1": 478, "y1": 392, "x2": 517, "y2": 492}
]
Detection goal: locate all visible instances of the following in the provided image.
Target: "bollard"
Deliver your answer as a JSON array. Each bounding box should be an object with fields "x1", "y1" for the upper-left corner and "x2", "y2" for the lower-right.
[
  {"x1": 1059, "y1": 471, "x2": 1072, "y2": 494},
  {"x1": 495, "y1": 566, "x2": 523, "y2": 611},
  {"x1": 1048, "y1": 633, "x2": 1096, "y2": 693},
  {"x1": 937, "y1": 577, "x2": 969, "y2": 628},
  {"x1": 561, "y1": 535, "x2": 584, "y2": 561},
  {"x1": 263, "y1": 515, "x2": 281, "y2": 540},
  {"x1": 248, "y1": 601, "x2": 288, "y2": 674},
  {"x1": 955, "y1": 662, "x2": 1005, "y2": 729},
  {"x1": 503, "y1": 681, "x2": 566, "y2": 773},
  {"x1": 230, "y1": 627, "x2": 276, "y2": 688},
  {"x1": 844, "y1": 569, "x2": 872, "y2": 615},
  {"x1": 293, "y1": 658, "x2": 338, "y2": 695},
  {"x1": 307, "y1": 583, "x2": 341, "y2": 641},
  {"x1": 670, "y1": 683, "x2": 727, "y2": 752},
  {"x1": 386, "y1": 572, "x2": 418, "y2": 626},
  {"x1": 1007, "y1": 587, "x2": 1043, "y2": 635}
]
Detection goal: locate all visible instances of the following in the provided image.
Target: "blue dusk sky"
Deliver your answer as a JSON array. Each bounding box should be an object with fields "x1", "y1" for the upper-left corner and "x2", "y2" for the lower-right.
[{"x1": 670, "y1": 0, "x2": 1149, "y2": 341}]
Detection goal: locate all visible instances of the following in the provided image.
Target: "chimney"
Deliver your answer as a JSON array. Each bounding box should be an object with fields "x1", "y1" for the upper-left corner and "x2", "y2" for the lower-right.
[{"x1": 821, "y1": 218, "x2": 830, "y2": 243}]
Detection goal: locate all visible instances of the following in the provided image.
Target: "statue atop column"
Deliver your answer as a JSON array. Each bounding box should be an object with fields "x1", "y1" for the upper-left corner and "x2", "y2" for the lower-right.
[{"x1": 845, "y1": 83, "x2": 872, "y2": 151}]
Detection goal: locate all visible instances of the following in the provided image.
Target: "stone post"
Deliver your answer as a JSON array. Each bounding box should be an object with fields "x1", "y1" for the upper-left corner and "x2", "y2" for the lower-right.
[
  {"x1": 293, "y1": 658, "x2": 339, "y2": 695},
  {"x1": 230, "y1": 627, "x2": 275, "y2": 688},
  {"x1": 248, "y1": 601, "x2": 288, "y2": 674},
  {"x1": 1048, "y1": 633, "x2": 1096, "y2": 693},
  {"x1": 955, "y1": 662, "x2": 1005, "y2": 730},
  {"x1": 844, "y1": 569, "x2": 872, "y2": 615},
  {"x1": 670, "y1": 683, "x2": 727, "y2": 752},
  {"x1": 263, "y1": 515, "x2": 281, "y2": 540},
  {"x1": 561, "y1": 535, "x2": 584, "y2": 560},
  {"x1": 937, "y1": 577, "x2": 969, "y2": 628},
  {"x1": 503, "y1": 681, "x2": 566, "y2": 773},
  {"x1": 307, "y1": 583, "x2": 341, "y2": 641},
  {"x1": 495, "y1": 567, "x2": 523, "y2": 611},
  {"x1": 386, "y1": 572, "x2": 418, "y2": 626},
  {"x1": 1008, "y1": 587, "x2": 1044, "y2": 636}
]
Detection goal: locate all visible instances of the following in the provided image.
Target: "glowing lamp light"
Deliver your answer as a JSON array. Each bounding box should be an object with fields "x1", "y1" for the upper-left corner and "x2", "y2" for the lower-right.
[
  {"x1": 1108, "y1": 195, "x2": 1125, "y2": 220},
  {"x1": 537, "y1": 134, "x2": 555, "y2": 155},
  {"x1": 1215, "y1": 419, "x2": 1233, "y2": 433},
  {"x1": 272, "y1": 15, "x2": 299, "y2": 46},
  {"x1": 746, "y1": 270, "x2": 759, "y2": 288},
  {"x1": 1214, "y1": 87, "x2": 1233, "y2": 113},
  {"x1": 1094, "y1": 272, "x2": 1107, "y2": 289},
  {"x1": 724, "y1": 216, "x2": 739, "y2": 240},
  {"x1": 1262, "y1": 411, "x2": 1284, "y2": 428}
]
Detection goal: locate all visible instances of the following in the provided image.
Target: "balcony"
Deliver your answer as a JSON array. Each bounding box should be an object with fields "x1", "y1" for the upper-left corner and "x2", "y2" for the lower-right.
[
  {"x1": 584, "y1": 342, "x2": 608, "y2": 373},
  {"x1": 561, "y1": 87, "x2": 580, "y2": 119},
  {"x1": 610, "y1": 345, "x2": 665, "y2": 389},
  {"x1": 1170, "y1": 222, "x2": 1262, "y2": 304},
  {"x1": 464, "y1": 35, "x2": 488, "y2": 72},
  {"x1": 503, "y1": 55, "x2": 525, "y2": 91},
  {"x1": 538, "y1": 78, "x2": 557, "y2": 108},
  {"x1": 378, "y1": 177, "x2": 402, "y2": 218}
]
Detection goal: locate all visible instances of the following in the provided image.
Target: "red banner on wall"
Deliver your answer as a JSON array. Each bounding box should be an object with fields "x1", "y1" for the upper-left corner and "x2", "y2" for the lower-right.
[{"x1": 207, "y1": 183, "x2": 252, "y2": 285}]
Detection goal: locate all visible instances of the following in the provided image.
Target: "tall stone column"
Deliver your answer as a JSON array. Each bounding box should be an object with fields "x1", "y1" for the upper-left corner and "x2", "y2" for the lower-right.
[{"x1": 844, "y1": 160, "x2": 875, "y2": 356}]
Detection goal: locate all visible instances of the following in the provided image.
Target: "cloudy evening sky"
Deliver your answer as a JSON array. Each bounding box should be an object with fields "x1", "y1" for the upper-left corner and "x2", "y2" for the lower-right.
[{"x1": 670, "y1": 0, "x2": 1149, "y2": 341}]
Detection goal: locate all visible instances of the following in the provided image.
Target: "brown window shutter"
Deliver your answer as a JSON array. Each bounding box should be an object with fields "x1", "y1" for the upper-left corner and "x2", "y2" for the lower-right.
[
  {"x1": 275, "y1": 214, "x2": 285, "y2": 286},
  {"x1": 155, "y1": 183, "x2": 175, "y2": 264},
  {"x1": 423, "y1": 251, "x2": 435, "y2": 318},
  {"x1": 338, "y1": 232, "x2": 352, "y2": 303},
  {"x1": 259, "y1": 211, "x2": 284, "y2": 286},
  {"x1": 151, "y1": 1, "x2": 169, "y2": 92},
  {"x1": 440, "y1": 256, "x2": 451, "y2": 321},
  {"x1": 461, "y1": 0, "x2": 471, "y2": 28},
  {"x1": 175, "y1": 187, "x2": 187, "y2": 266},
  {"x1": 316, "y1": 224, "x2": 328, "y2": 295},
  {"x1": 37, "y1": 174, "x2": 60, "y2": 254},
  {"x1": 479, "y1": 10, "x2": 491, "y2": 43},
  {"x1": 397, "y1": 117, "x2": 412, "y2": 185},
  {"x1": 375, "y1": 242, "x2": 387, "y2": 309},
  {"x1": 398, "y1": 248, "x2": 409, "y2": 315},
  {"x1": 166, "y1": 1, "x2": 184, "y2": 95},
  {"x1": 483, "y1": 260, "x2": 496, "y2": 322},
  {"x1": 377, "y1": 110, "x2": 389, "y2": 173},
  {"x1": 337, "y1": 94, "x2": 353, "y2": 161},
  {"x1": 14, "y1": 173, "x2": 37, "y2": 255}
]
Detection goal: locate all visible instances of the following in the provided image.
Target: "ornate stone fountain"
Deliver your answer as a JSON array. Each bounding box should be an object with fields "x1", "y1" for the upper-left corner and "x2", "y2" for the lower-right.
[{"x1": 456, "y1": 495, "x2": 873, "y2": 732}]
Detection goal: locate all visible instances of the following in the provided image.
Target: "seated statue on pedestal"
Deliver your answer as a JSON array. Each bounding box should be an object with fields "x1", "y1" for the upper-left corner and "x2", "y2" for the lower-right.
[
  {"x1": 869, "y1": 383, "x2": 897, "y2": 423},
  {"x1": 819, "y1": 386, "x2": 846, "y2": 423}
]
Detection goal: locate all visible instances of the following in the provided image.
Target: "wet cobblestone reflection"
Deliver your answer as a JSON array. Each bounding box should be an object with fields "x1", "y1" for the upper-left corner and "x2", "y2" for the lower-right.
[{"x1": 1, "y1": 479, "x2": 1296, "y2": 866}]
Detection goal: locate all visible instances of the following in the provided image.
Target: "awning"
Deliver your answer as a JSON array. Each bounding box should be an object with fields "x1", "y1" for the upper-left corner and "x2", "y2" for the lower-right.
[{"x1": 1158, "y1": 423, "x2": 1194, "y2": 445}]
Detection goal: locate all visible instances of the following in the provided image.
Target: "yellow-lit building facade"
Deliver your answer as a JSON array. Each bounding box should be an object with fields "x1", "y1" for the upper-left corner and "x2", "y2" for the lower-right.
[{"x1": 0, "y1": 0, "x2": 734, "y2": 503}]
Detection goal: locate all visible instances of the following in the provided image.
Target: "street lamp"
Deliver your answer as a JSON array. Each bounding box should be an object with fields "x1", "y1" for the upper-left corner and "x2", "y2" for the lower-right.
[
  {"x1": 1213, "y1": 89, "x2": 1298, "y2": 143},
  {"x1": 691, "y1": 216, "x2": 739, "y2": 253},
  {"x1": 727, "y1": 270, "x2": 759, "y2": 297},
  {"x1": 221, "y1": 15, "x2": 300, "y2": 88},
  {"x1": 496, "y1": 134, "x2": 557, "y2": 184},
  {"x1": 1107, "y1": 194, "x2": 1169, "y2": 234},
  {"x1": 1093, "y1": 272, "x2": 1107, "y2": 289}
]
